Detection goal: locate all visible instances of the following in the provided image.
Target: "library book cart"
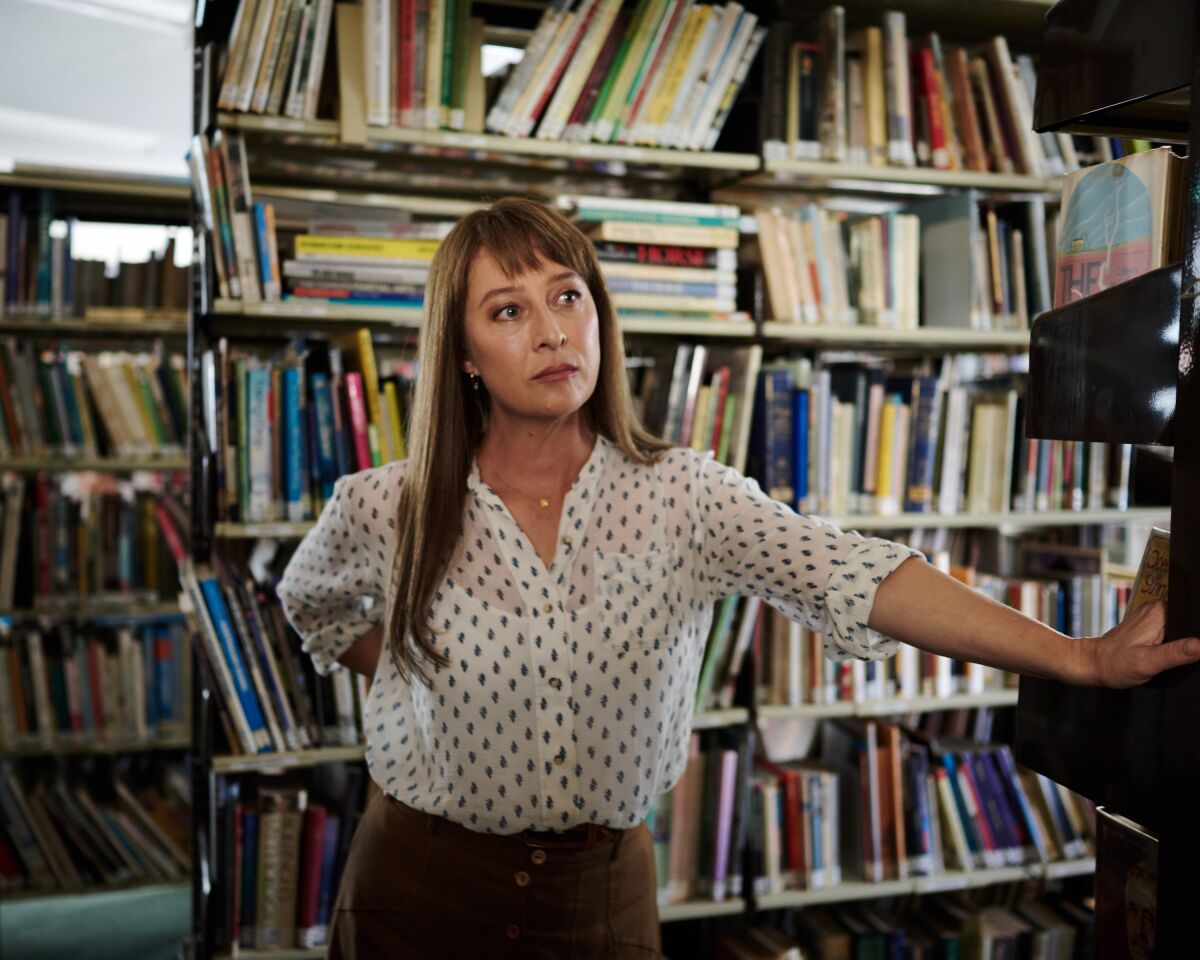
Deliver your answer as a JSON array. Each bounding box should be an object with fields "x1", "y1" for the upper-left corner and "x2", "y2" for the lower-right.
[
  {"x1": 0, "y1": 162, "x2": 194, "y2": 956},
  {"x1": 182, "y1": 0, "x2": 1149, "y2": 958},
  {"x1": 1017, "y1": 0, "x2": 1200, "y2": 955}
]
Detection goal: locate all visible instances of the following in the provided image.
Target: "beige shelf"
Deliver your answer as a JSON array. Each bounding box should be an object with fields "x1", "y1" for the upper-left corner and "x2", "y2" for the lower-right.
[
  {"x1": 758, "y1": 157, "x2": 1059, "y2": 193},
  {"x1": 211, "y1": 298, "x2": 755, "y2": 338},
  {"x1": 659, "y1": 897, "x2": 746, "y2": 923},
  {"x1": 0, "y1": 315, "x2": 187, "y2": 337},
  {"x1": 0, "y1": 164, "x2": 189, "y2": 200},
  {"x1": 213, "y1": 745, "x2": 365, "y2": 774},
  {"x1": 0, "y1": 599, "x2": 181, "y2": 620},
  {"x1": 256, "y1": 184, "x2": 487, "y2": 216},
  {"x1": 0, "y1": 455, "x2": 187, "y2": 473},
  {"x1": 221, "y1": 111, "x2": 760, "y2": 172},
  {"x1": 827, "y1": 506, "x2": 1170, "y2": 531},
  {"x1": 691, "y1": 708, "x2": 750, "y2": 730},
  {"x1": 0, "y1": 878, "x2": 189, "y2": 904},
  {"x1": 0, "y1": 735, "x2": 189, "y2": 759},
  {"x1": 756, "y1": 858, "x2": 1095, "y2": 910},
  {"x1": 762, "y1": 322, "x2": 1031, "y2": 349},
  {"x1": 214, "y1": 521, "x2": 316, "y2": 540},
  {"x1": 758, "y1": 689, "x2": 1019, "y2": 722}
]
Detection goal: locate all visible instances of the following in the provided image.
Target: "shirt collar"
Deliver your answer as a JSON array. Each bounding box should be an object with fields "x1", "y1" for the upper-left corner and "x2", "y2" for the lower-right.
[{"x1": 467, "y1": 432, "x2": 612, "y2": 497}]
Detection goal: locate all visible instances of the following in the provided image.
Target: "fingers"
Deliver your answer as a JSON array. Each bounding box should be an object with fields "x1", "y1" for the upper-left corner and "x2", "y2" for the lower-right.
[{"x1": 1141, "y1": 636, "x2": 1200, "y2": 680}]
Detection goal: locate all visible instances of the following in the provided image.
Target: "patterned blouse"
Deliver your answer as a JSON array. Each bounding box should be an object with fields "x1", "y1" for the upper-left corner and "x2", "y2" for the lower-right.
[{"x1": 277, "y1": 435, "x2": 920, "y2": 835}]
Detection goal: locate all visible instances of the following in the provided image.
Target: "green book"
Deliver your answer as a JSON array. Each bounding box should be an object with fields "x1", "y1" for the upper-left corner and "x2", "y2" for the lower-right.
[
  {"x1": 695, "y1": 594, "x2": 740, "y2": 711},
  {"x1": 237, "y1": 357, "x2": 249, "y2": 522},
  {"x1": 587, "y1": 0, "x2": 651, "y2": 129}
]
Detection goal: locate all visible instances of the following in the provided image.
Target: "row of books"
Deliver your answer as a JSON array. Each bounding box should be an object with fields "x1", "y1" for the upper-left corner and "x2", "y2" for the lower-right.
[
  {"x1": 760, "y1": 722, "x2": 1093, "y2": 892},
  {"x1": 179, "y1": 559, "x2": 366, "y2": 757},
  {"x1": 0, "y1": 620, "x2": 189, "y2": 752},
  {"x1": 716, "y1": 897, "x2": 1095, "y2": 960},
  {"x1": 0, "y1": 344, "x2": 188, "y2": 461},
  {"x1": 762, "y1": 10, "x2": 1071, "y2": 179},
  {"x1": 486, "y1": 0, "x2": 766, "y2": 149},
  {"x1": 199, "y1": 332, "x2": 413, "y2": 524},
  {"x1": 751, "y1": 355, "x2": 1134, "y2": 519},
  {"x1": 210, "y1": 769, "x2": 368, "y2": 953},
  {"x1": 217, "y1": 0, "x2": 334, "y2": 121},
  {"x1": 1, "y1": 192, "x2": 189, "y2": 321},
  {"x1": 0, "y1": 761, "x2": 190, "y2": 893},
  {"x1": 0, "y1": 478, "x2": 181, "y2": 611}
]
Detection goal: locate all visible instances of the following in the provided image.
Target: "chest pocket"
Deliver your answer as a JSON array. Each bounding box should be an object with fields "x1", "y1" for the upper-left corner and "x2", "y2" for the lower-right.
[{"x1": 596, "y1": 547, "x2": 673, "y2": 651}]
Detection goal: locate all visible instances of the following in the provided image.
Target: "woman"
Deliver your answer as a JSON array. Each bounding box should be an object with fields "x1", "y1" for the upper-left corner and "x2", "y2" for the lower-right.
[{"x1": 277, "y1": 197, "x2": 1198, "y2": 958}]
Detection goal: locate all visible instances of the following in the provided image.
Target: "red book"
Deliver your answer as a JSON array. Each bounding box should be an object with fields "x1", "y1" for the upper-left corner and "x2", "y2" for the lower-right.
[
  {"x1": 232, "y1": 804, "x2": 244, "y2": 946},
  {"x1": 619, "y1": 0, "x2": 690, "y2": 142},
  {"x1": 395, "y1": 0, "x2": 415, "y2": 126},
  {"x1": 708, "y1": 367, "x2": 731, "y2": 457},
  {"x1": 297, "y1": 805, "x2": 328, "y2": 941},
  {"x1": 957, "y1": 756, "x2": 999, "y2": 864},
  {"x1": 565, "y1": 8, "x2": 629, "y2": 133},
  {"x1": 917, "y1": 48, "x2": 949, "y2": 169},
  {"x1": 344, "y1": 372, "x2": 373, "y2": 471},
  {"x1": 758, "y1": 761, "x2": 807, "y2": 887},
  {"x1": 526, "y1": 0, "x2": 600, "y2": 132}
]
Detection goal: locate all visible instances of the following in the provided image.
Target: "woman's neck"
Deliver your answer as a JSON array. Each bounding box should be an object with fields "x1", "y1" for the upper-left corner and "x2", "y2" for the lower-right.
[{"x1": 476, "y1": 412, "x2": 596, "y2": 494}]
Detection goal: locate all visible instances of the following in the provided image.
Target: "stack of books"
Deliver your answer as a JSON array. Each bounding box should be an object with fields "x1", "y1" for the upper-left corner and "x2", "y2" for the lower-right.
[
  {"x1": 0, "y1": 762, "x2": 190, "y2": 893},
  {"x1": 0, "y1": 620, "x2": 189, "y2": 750},
  {"x1": 562, "y1": 195, "x2": 748, "y2": 322}
]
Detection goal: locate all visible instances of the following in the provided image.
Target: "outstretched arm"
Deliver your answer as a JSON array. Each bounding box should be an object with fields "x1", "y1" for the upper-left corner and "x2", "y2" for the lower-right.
[{"x1": 869, "y1": 556, "x2": 1200, "y2": 688}]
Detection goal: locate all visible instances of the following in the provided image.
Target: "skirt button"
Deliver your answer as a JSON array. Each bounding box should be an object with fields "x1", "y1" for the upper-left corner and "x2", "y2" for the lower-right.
[{"x1": 506, "y1": 924, "x2": 521, "y2": 939}]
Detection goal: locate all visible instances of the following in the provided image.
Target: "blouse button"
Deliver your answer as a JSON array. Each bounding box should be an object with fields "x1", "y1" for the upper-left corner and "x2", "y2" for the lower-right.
[
  {"x1": 549, "y1": 677, "x2": 562, "y2": 690},
  {"x1": 531, "y1": 849, "x2": 548, "y2": 865},
  {"x1": 543, "y1": 602, "x2": 554, "y2": 614},
  {"x1": 506, "y1": 924, "x2": 521, "y2": 939},
  {"x1": 562, "y1": 536, "x2": 572, "y2": 546},
  {"x1": 553, "y1": 754, "x2": 565, "y2": 766},
  {"x1": 514, "y1": 871, "x2": 531, "y2": 887}
]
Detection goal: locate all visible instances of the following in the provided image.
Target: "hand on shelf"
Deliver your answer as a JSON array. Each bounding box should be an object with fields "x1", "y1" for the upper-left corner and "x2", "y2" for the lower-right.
[{"x1": 1083, "y1": 601, "x2": 1200, "y2": 688}]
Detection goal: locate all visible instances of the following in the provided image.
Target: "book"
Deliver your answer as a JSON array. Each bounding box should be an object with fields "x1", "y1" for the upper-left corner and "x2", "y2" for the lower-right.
[{"x1": 1125, "y1": 528, "x2": 1169, "y2": 619}]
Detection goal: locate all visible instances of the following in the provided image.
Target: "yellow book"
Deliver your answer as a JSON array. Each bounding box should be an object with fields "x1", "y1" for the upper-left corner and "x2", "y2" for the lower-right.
[
  {"x1": 586, "y1": 221, "x2": 738, "y2": 248},
  {"x1": 1126, "y1": 528, "x2": 1170, "y2": 619},
  {"x1": 383, "y1": 380, "x2": 406, "y2": 459},
  {"x1": 120, "y1": 362, "x2": 161, "y2": 449},
  {"x1": 594, "y1": 0, "x2": 669, "y2": 141},
  {"x1": 293, "y1": 235, "x2": 441, "y2": 261},
  {"x1": 637, "y1": 4, "x2": 708, "y2": 145},
  {"x1": 334, "y1": 329, "x2": 382, "y2": 430},
  {"x1": 425, "y1": 0, "x2": 446, "y2": 129},
  {"x1": 875, "y1": 398, "x2": 897, "y2": 514},
  {"x1": 689, "y1": 385, "x2": 711, "y2": 452},
  {"x1": 863, "y1": 27, "x2": 887, "y2": 167}
]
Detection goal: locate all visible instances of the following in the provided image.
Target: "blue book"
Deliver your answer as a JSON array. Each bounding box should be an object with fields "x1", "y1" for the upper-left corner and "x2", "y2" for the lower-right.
[
  {"x1": 199, "y1": 576, "x2": 271, "y2": 752},
  {"x1": 282, "y1": 367, "x2": 306, "y2": 521},
  {"x1": 315, "y1": 814, "x2": 342, "y2": 929},
  {"x1": 904, "y1": 376, "x2": 943, "y2": 513},
  {"x1": 240, "y1": 810, "x2": 258, "y2": 946},
  {"x1": 52, "y1": 360, "x2": 84, "y2": 447},
  {"x1": 141, "y1": 627, "x2": 158, "y2": 729},
  {"x1": 309, "y1": 373, "x2": 338, "y2": 500},
  {"x1": 941, "y1": 754, "x2": 983, "y2": 865},
  {"x1": 806, "y1": 771, "x2": 823, "y2": 884},
  {"x1": 604, "y1": 278, "x2": 734, "y2": 298},
  {"x1": 285, "y1": 292, "x2": 424, "y2": 306},
  {"x1": 980, "y1": 750, "x2": 1028, "y2": 862},
  {"x1": 754, "y1": 366, "x2": 794, "y2": 502},
  {"x1": 995, "y1": 746, "x2": 1049, "y2": 861},
  {"x1": 34, "y1": 189, "x2": 54, "y2": 308},
  {"x1": 252, "y1": 203, "x2": 274, "y2": 297},
  {"x1": 792, "y1": 385, "x2": 809, "y2": 509},
  {"x1": 968, "y1": 752, "x2": 1016, "y2": 862},
  {"x1": 5, "y1": 194, "x2": 19, "y2": 309},
  {"x1": 154, "y1": 625, "x2": 175, "y2": 727}
]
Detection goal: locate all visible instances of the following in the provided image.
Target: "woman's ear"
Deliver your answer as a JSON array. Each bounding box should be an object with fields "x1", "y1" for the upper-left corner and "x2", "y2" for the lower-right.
[{"x1": 461, "y1": 358, "x2": 477, "y2": 376}]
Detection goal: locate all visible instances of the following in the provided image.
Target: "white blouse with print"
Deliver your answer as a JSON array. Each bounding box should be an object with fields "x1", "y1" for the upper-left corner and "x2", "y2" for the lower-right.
[{"x1": 276, "y1": 435, "x2": 921, "y2": 835}]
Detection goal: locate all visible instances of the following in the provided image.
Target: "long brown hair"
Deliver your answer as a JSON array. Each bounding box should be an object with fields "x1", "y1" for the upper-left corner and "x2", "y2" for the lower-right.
[{"x1": 387, "y1": 197, "x2": 672, "y2": 685}]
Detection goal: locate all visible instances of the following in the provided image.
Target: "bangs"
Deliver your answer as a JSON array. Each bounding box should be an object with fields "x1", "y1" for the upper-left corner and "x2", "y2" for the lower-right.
[{"x1": 462, "y1": 201, "x2": 597, "y2": 282}]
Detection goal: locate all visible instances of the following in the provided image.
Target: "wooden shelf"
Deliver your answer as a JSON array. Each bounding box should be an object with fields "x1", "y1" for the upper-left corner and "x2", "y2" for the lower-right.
[
  {"x1": 214, "y1": 521, "x2": 316, "y2": 540},
  {"x1": 0, "y1": 735, "x2": 189, "y2": 759},
  {"x1": 220, "y1": 112, "x2": 760, "y2": 172},
  {"x1": 0, "y1": 455, "x2": 187, "y2": 473},
  {"x1": 210, "y1": 299, "x2": 756, "y2": 338},
  {"x1": 0, "y1": 316, "x2": 187, "y2": 337},
  {"x1": 762, "y1": 322, "x2": 1030, "y2": 350},
  {"x1": 755, "y1": 858, "x2": 1095, "y2": 911},
  {"x1": 0, "y1": 164, "x2": 189, "y2": 200},
  {"x1": 826, "y1": 506, "x2": 1169, "y2": 531},
  {"x1": 691, "y1": 708, "x2": 750, "y2": 730},
  {"x1": 212, "y1": 745, "x2": 365, "y2": 774},
  {"x1": 756, "y1": 157, "x2": 1058, "y2": 194},
  {"x1": 659, "y1": 897, "x2": 746, "y2": 922},
  {"x1": 758, "y1": 689, "x2": 1019, "y2": 722},
  {"x1": 254, "y1": 184, "x2": 487, "y2": 216},
  {"x1": 0, "y1": 599, "x2": 181, "y2": 621}
]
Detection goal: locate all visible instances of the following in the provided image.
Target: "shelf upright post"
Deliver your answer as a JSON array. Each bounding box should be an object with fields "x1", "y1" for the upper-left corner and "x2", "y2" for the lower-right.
[{"x1": 1157, "y1": 12, "x2": 1200, "y2": 949}]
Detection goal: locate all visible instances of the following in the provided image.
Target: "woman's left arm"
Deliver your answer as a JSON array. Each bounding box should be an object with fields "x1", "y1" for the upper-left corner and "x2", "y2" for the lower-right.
[{"x1": 869, "y1": 556, "x2": 1200, "y2": 688}]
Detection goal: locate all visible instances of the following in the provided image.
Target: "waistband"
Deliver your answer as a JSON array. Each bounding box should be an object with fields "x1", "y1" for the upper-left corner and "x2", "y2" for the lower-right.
[{"x1": 384, "y1": 793, "x2": 628, "y2": 852}]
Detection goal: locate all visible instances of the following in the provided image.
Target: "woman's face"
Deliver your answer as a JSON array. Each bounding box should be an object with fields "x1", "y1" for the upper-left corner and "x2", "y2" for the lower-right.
[{"x1": 461, "y1": 249, "x2": 601, "y2": 428}]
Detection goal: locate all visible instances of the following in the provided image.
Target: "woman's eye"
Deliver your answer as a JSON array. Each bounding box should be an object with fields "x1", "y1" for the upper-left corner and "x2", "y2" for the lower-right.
[
  {"x1": 494, "y1": 304, "x2": 519, "y2": 320},
  {"x1": 560, "y1": 289, "x2": 581, "y2": 304}
]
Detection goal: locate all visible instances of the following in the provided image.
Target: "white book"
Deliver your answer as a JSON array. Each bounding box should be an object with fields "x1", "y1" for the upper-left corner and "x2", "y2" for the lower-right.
[
  {"x1": 565, "y1": 193, "x2": 740, "y2": 222},
  {"x1": 364, "y1": 0, "x2": 392, "y2": 125},
  {"x1": 674, "y1": 3, "x2": 742, "y2": 150},
  {"x1": 218, "y1": 0, "x2": 261, "y2": 110},
  {"x1": 537, "y1": 0, "x2": 622, "y2": 141},
  {"x1": 283, "y1": 0, "x2": 314, "y2": 118},
  {"x1": 305, "y1": 0, "x2": 337, "y2": 121},
  {"x1": 236, "y1": 0, "x2": 280, "y2": 112},
  {"x1": 250, "y1": 0, "x2": 293, "y2": 113},
  {"x1": 510, "y1": 3, "x2": 587, "y2": 137},
  {"x1": 625, "y1": 0, "x2": 696, "y2": 145},
  {"x1": 660, "y1": 7, "x2": 722, "y2": 149},
  {"x1": 700, "y1": 22, "x2": 764, "y2": 152},
  {"x1": 486, "y1": 2, "x2": 567, "y2": 134}
]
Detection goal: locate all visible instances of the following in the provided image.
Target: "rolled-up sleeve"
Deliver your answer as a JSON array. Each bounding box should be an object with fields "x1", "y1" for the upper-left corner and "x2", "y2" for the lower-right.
[
  {"x1": 695, "y1": 453, "x2": 923, "y2": 661},
  {"x1": 277, "y1": 473, "x2": 387, "y2": 675}
]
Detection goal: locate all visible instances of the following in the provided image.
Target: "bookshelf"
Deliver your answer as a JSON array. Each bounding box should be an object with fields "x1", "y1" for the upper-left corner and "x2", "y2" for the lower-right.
[
  {"x1": 1015, "y1": 0, "x2": 1199, "y2": 950},
  {"x1": 0, "y1": 165, "x2": 194, "y2": 906},
  {"x1": 183, "y1": 1, "x2": 1124, "y2": 956}
]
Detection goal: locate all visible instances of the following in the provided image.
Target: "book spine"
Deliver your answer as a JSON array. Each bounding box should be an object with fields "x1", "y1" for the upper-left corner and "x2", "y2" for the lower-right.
[
  {"x1": 200, "y1": 577, "x2": 272, "y2": 752},
  {"x1": 343, "y1": 372, "x2": 373, "y2": 471}
]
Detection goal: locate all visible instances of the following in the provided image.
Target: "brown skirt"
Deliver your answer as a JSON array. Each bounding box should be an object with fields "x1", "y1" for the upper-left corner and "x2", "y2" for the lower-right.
[{"x1": 328, "y1": 785, "x2": 663, "y2": 959}]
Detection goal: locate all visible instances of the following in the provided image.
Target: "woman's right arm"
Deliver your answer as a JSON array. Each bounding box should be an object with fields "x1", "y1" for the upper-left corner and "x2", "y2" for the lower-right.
[
  {"x1": 277, "y1": 472, "x2": 393, "y2": 677},
  {"x1": 337, "y1": 623, "x2": 383, "y2": 678}
]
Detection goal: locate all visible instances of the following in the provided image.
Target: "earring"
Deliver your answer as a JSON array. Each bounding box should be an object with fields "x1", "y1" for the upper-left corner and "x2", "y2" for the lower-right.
[{"x1": 471, "y1": 374, "x2": 480, "y2": 392}]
